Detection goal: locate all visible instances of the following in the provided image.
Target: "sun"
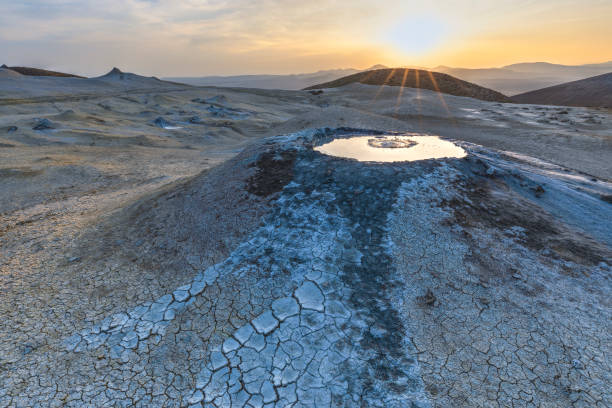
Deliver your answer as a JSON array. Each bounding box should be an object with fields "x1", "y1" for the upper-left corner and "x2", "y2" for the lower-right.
[{"x1": 383, "y1": 16, "x2": 448, "y2": 57}]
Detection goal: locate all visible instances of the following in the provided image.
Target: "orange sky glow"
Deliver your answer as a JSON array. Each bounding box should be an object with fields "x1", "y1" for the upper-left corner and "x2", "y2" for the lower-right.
[{"x1": 1, "y1": 0, "x2": 610, "y2": 76}]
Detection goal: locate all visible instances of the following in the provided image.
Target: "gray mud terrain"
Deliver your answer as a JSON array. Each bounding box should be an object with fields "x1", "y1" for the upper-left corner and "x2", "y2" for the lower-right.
[
  {"x1": 2, "y1": 128, "x2": 611, "y2": 407},
  {"x1": 1, "y1": 80, "x2": 611, "y2": 407}
]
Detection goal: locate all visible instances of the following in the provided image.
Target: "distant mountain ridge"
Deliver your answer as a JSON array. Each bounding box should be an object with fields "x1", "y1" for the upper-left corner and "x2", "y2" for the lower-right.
[
  {"x1": 164, "y1": 65, "x2": 389, "y2": 90},
  {"x1": 165, "y1": 61, "x2": 612, "y2": 94},
  {"x1": 305, "y1": 68, "x2": 511, "y2": 103},
  {"x1": 433, "y1": 61, "x2": 612, "y2": 96},
  {"x1": 502, "y1": 61, "x2": 612, "y2": 73},
  {"x1": 511, "y1": 72, "x2": 612, "y2": 107},
  {"x1": 3, "y1": 62, "x2": 611, "y2": 103}
]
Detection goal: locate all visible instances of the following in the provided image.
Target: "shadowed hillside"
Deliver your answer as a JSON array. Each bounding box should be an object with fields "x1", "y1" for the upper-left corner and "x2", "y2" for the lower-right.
[
  {"x1": 512, "y1": 72, "x2": 612, "y2": 107},
  {"x1": 305, "y1": 68, "x2": 511, "y2": 102},
  {"x1": 0, "y1": 64, "x2": 83, "y2": 78}
]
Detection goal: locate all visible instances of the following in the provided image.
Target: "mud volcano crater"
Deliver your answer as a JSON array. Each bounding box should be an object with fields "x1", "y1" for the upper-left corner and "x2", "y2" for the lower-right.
[
  {"x1": 28, "y1": 127, "x2": 610, "y2": 407},
  {"x1": 313, "y1": 131, "x2": 467, "y2": 163}
]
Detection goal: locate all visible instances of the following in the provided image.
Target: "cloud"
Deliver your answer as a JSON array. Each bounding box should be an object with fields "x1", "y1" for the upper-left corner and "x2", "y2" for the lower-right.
[
  {"x1": 0, "y1": 0, "x2": 610, "y2": 76},
  {"x1": 1, "y1": 0, "x2": 392, "y2": 74}
]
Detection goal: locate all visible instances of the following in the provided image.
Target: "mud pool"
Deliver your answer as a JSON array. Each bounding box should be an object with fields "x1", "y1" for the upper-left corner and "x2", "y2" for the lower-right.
[{"x1": 314, "y1": 134, "x2": 467, "y2": 162}]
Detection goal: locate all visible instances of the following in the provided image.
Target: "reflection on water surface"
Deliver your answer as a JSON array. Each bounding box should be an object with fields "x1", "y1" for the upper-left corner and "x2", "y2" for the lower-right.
[{"x1": 314, "y1": 135, "x2": 466, "y2": 162}]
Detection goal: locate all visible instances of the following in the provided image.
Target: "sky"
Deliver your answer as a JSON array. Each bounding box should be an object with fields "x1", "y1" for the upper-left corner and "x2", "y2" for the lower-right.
[{"x1": 1, "y1": 0, "x2": 611, "y2": 77}]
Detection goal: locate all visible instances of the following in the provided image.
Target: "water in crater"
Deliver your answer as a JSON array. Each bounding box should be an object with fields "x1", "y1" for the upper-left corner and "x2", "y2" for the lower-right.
[{"x1": 314, "y1": 134, "x2": 467, "y2": 162}]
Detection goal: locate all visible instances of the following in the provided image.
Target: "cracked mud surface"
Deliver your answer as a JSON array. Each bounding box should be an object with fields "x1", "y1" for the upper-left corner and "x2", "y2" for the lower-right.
[
  {"x1": 390, "y1": 166, "x2": 611, "y2": 407},
  {"x1": 1, "y1": 128, "x2": 611, "y2": 407}
]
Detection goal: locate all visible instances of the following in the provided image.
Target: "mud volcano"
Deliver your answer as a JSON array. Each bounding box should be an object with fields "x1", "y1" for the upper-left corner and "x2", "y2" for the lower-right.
[{"x1": 7, "y1": 128, "x2": 611, "y2": 407}]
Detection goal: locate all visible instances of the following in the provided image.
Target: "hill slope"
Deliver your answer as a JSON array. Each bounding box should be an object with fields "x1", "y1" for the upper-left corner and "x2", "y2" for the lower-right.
[
  {"x1": 0, "y1": 65, "x2": 83, "y2": 78},
  {"x1": 511, "y1": 72, "x2": 612, "y2": 107},
  {"x1": 305, "y1": 68, "x2": 511, "y2": 102},
  {"x1": 0, "y1": 67, "x2": 24, "y2": 79}
]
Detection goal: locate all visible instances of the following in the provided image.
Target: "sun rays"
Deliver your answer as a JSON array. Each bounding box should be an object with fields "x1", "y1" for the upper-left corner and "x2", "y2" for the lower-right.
[
  {"x1": 387, "y1": 68, "x2": 451, "y2": 122},
  {"x1": 426, "y1": 70, "x2": 452, "y2": 117},
  {"x1": 373, "y1": 68, "x2": 397, "y2": 101},
  {"x1": 394, "y1": 68, "x2": 410, "y2": 114},
  {"x1": 414, "y1": 68, "x2": 422, "y2": 118}
]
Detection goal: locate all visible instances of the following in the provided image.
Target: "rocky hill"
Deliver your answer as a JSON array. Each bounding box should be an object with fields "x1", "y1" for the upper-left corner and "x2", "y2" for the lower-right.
[{"x1": 305, "y1": 68, "x2": 511, "y2": 102}]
